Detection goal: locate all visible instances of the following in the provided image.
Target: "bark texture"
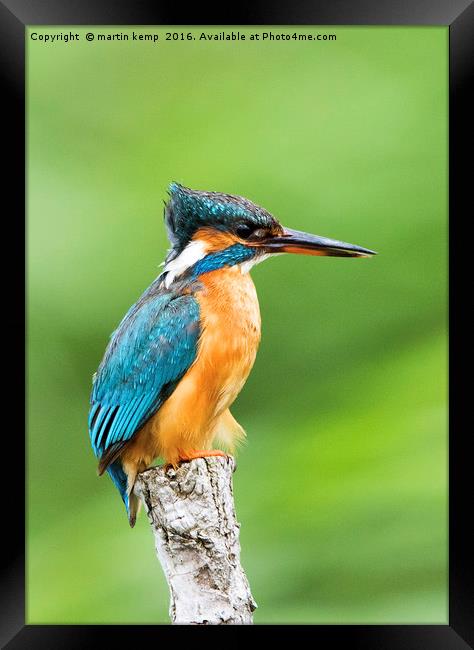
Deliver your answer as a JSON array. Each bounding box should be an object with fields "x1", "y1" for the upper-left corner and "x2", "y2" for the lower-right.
[{"x1": 134, "y1": 456, "x2": 257, "y2": 624}]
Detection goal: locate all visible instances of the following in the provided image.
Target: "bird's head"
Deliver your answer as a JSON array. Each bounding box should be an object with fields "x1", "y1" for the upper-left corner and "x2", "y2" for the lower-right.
[{"x1": 162, "y1": 183, "x2": 376, "y2": 285}]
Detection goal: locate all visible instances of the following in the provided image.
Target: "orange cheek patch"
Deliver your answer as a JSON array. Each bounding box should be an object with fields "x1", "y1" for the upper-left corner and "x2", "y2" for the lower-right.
[{"x1": 192, "y1": 227, "x2": 238, "y2": 252}]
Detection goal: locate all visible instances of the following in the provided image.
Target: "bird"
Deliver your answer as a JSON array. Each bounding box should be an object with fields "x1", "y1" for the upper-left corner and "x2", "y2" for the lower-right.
[{"x1": 88, "y1": 183, "x2": 376, "y2": 526}]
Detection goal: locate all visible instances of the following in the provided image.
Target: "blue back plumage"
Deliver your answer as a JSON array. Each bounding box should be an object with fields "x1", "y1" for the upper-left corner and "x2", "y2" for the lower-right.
[{"x1": 89, "y1": 280, "x2": 201, "y2": 486}]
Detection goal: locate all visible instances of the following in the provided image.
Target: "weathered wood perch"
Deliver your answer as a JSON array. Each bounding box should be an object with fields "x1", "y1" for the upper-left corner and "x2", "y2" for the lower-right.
[{"x1": 134, "y1": 456, "x2": 257, "y2": 624}]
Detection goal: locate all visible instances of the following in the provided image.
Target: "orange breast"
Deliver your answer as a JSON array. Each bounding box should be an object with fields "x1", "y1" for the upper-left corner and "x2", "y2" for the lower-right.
[
  {"x1": 195, "y1": 265, "x2": 261, "y2": 412},
  {"x1": 123, "y1": 266, "x2": 261, "y2": 468}
]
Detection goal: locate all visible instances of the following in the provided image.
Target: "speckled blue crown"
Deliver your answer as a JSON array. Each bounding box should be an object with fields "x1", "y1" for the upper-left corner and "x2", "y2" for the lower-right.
[{"x1": 164, "y1": 183, "x2": 277, "y2": 252}]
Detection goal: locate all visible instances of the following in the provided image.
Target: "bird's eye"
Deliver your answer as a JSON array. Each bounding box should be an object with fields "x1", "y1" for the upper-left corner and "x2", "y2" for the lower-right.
[
  {"x1": 235, "y1": 224, "x2": 255, "y2": 239},
  {"x1": 236, "y1": 224, "x2": 267, "y2": 240}
]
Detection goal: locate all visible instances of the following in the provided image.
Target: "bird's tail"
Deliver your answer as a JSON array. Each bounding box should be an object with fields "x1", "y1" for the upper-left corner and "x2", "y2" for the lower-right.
[{"x1": 106, "y1": 461, "x2": 140, "y2": 528}]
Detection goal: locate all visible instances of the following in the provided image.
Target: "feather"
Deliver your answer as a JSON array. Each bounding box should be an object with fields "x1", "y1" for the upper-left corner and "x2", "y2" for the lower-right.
[{"x1": 89, "y1": 287, "x2": 201, "y2": 489}]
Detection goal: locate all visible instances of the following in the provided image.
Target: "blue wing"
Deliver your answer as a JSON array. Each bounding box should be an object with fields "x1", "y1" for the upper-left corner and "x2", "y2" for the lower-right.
[{"x1": 88, "y1": 286, "x2": 201, "y2": 473}]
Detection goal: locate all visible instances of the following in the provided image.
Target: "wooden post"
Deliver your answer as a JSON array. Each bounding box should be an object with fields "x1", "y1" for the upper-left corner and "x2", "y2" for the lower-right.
[{"x1": 134, "y1": 456, "x2": 257, "y2": 624}]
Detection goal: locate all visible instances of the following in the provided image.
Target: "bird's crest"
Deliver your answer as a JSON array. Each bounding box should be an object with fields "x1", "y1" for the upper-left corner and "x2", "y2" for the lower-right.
[{"x1": 164, "y1": 182, "x2": 279, "y2": 257}]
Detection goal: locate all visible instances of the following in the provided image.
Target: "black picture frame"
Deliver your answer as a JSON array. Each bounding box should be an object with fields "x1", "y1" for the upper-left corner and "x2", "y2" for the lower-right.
[{"x1": 2, "y1": 0, "x2": 471, "y2": 646}]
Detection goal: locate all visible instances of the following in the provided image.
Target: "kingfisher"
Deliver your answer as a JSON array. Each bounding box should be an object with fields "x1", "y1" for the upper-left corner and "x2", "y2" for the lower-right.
[{"x1": 88, "y1": 183, "x2": 376, "y2": 526}]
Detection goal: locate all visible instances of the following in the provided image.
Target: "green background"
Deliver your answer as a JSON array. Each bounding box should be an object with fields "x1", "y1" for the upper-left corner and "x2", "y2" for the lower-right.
[{"x1": 27, "y1": 26, "x2": 448, "y2": 624}]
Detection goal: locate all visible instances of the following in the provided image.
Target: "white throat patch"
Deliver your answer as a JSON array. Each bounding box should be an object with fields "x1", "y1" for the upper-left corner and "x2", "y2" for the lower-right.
[
  {"x1": 240, "y1": 253, "x2": 273, "y2": 274},
  {"x1": 163, "y1": 240, "x2": 208, "y2": 288}
]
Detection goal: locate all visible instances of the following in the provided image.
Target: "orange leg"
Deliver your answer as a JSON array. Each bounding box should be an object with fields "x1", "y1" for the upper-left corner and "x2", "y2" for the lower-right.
[
  {"x1": 178, "y1": 449, "x2": 228, "y2": 463},
  {"x1": 163, "y1": 449, "x2": 229, "y2": 472}
]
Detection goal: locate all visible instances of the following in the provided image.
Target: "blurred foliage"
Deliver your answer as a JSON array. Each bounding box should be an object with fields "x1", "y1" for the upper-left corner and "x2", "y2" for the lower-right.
[{"x1": 27, "y1": 26, "x2": 447, "y2": 623}]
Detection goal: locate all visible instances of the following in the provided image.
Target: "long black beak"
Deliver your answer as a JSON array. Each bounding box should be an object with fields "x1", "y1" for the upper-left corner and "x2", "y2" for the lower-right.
[{"x1": 261, "y1": 227, "x2": 377, "y2": 258}]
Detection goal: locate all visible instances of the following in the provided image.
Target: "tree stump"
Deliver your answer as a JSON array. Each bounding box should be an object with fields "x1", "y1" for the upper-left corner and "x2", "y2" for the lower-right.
[{"x1": 134, "y1": 456, "x2": 257, "y2": 624}]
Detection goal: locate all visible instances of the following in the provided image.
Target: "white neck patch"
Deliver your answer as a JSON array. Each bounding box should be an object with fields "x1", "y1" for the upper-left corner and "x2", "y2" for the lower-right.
[
  {"x1": 240, "y1": 253, "x2": 275, "y2": 274},
  {"x1": 163, "y1": 240, "x2": 208, "y2": 288}
]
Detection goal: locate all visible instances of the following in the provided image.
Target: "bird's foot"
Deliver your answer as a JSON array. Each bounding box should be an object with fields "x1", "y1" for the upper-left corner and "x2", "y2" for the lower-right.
[
  {"x1": 163, "y1": 450, "x2": 229, "y2": 472},
  {"x1": 177, "y1": 449, "x2": 229, "y2": 463}
]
